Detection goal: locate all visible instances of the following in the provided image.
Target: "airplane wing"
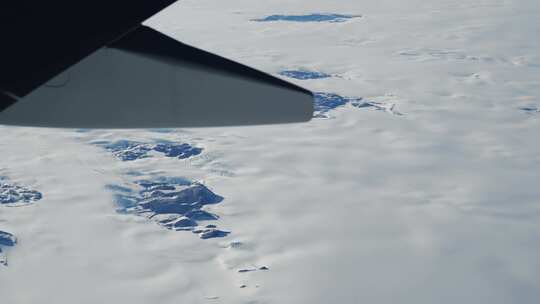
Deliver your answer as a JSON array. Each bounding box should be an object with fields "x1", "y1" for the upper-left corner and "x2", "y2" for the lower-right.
[{"x1": 0, "y1": 2, "x2": 313, "y2": 128}]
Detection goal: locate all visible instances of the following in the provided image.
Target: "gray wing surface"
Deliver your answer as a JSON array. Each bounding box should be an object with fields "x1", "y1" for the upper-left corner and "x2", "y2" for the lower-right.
[{"x1": 0, "y1": 26, "x2": 313, "y2": 128}]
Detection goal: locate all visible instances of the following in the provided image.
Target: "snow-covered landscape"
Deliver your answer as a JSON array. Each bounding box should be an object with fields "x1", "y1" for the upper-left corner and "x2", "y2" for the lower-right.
[{"x1": 1, "y1": 0, "x2": 540, "y2": 303}]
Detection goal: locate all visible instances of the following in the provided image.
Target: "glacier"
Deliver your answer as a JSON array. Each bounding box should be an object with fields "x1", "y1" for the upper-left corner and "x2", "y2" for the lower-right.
[
  {"x1": 95, "y1": 140, "x2": 203, "y2": 161},
  {"x1": 1, "y1": 0, "x2": 540, "y2": 303},
  {"x1": 108, "y1": 177, "x2": 229, "y2": 239},
  {"x1": 0, "y1": 177, "x2": 42, "y2": 206},
  {"x1": 0, "y1": 231, "x2": 16, "y2": 266}
]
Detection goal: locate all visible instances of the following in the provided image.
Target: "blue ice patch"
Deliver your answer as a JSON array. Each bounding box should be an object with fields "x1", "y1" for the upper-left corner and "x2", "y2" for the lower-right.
[
  {"x1": 95, "y1": 140, "x2": 203, "y2": 161},
  {"x1": 253, "y1": 13, "x2": 360, "y2": 23},
  {"x1": 279, "y1": 70, "x2": 331, "y2": 80},
  {"x1": 314, "y1": 92, "x2": 403, "y2": 118},
  {"x1": 107, "y1": 177, "x2": 229, "y2": 239},
  {"x1": 314, "y1": 92, "x2": 360, "y2": 118},
  {"x1": 0, "y1": 230, "x2": 17, "y2": 266},
  {"x1": 198, "y1": 229, "x2": 230, "y2": 239},
  {"x1": 0, "y1": 178, "x2": 43, "y2": 206},
  {"x1": 102, "y1": 140, "x2": 152, "y2": 161},
  {"x1": 0, "y1": 231, "x2": 16, "y2": 247},
  {"x1": 153, "y1": 142, "x2": 203, "y2": 159}
]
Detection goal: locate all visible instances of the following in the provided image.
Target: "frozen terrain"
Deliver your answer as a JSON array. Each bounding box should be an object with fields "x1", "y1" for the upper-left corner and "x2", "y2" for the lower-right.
[
  {"x1": 108, "y1": 175, "x2": 230, "y2": 239},
  {"x1": 2, "y1": 0, "x2": 540, "y2": 303},
  {"x1": 95, "y1": 140, "x2": 203, "y2": 161},
  {"x1": 1, "y1": 176, "x2": 42, "y2": 206},
  {"x1": 0, "y1": 230, "x2": 17, "y2": 266}
]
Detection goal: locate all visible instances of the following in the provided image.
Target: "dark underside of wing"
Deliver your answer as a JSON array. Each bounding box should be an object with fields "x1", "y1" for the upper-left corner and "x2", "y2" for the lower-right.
[
  {"x1": 0, "y1": 93, "x2": 16, "y2": 111},
  {"x1": 0, "y1": 1, "x2": 177, "y2": 98}
]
